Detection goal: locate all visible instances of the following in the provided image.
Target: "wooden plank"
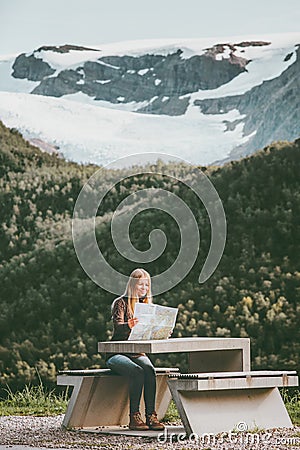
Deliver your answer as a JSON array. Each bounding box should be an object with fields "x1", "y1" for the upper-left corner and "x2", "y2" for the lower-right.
[
  {"x1": 168, "y1": 370, "x2": 297, "y2": 379},
  {"x1": 167, "y1": 374, "x2": 299, "y2": 391},
  {"x1": 58, "y1": 367, "x2": 179, "y2": 377},
  {"x1": 59, "y1": 369, "x2": 111, "y2": 375}
]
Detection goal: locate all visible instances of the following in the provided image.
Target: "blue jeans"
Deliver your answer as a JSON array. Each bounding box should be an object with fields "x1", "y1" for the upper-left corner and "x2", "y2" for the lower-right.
[{"x1": 106, "y1": 354, "x2": 156, "y2": 415}]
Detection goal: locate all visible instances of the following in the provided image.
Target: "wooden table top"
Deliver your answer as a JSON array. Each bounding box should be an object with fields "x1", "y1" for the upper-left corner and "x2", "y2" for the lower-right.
[{"x1": 98, "y1": 337, "x2": 250, "y2": 354}]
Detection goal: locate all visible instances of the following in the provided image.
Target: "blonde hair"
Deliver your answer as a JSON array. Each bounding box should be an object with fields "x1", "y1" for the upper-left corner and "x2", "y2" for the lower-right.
[{"x1": 124, "y1": 268, "x2": 152, "y2": 314}]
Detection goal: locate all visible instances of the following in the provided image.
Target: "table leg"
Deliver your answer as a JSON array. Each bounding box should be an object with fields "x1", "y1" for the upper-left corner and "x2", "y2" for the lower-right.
[{"x1": 188, "y1": 349, "x2": 250, "y2": 373}]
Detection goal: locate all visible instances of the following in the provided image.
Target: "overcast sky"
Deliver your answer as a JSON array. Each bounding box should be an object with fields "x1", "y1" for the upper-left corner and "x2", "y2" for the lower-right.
[{"x1": 1, "y1": 0, "x2": 299, "y2": 55}]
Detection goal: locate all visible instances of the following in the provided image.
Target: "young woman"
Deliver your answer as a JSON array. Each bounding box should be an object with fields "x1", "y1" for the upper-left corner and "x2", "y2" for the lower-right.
[{"x1": 105, "y1": 268, "x2": 165, "y2": 431}]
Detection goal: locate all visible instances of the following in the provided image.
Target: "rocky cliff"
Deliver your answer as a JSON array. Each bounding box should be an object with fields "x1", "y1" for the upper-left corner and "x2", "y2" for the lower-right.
[{"x1": 12, "y1": 43, "x2": 251, "y2": 116}]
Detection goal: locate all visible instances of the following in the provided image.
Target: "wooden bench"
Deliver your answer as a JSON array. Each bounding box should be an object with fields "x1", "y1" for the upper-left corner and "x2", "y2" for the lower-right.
[
  {"x1": 167, "y1": 370, "x2": 298, "y2": 435},
  {"x1": 57, "y1": 367, "x2": 179, "y2": 430}
]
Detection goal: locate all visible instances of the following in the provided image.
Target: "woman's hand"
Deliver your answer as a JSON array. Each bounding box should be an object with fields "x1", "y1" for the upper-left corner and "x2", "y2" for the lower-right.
[{"x1": 128, "y1": 317, "x2": 139, "y2": 329}]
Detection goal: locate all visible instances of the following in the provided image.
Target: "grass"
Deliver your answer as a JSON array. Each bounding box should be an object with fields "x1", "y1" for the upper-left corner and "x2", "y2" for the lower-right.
[
  {"x1": 0, "y1": 382, "x2": 69, "y2": 416},
  {"x1": 162, "y1": 399, "x2": 180, "y2": 423},
  {"x1": 281, "y1": 388, "x2": 300, "y2": 426}
]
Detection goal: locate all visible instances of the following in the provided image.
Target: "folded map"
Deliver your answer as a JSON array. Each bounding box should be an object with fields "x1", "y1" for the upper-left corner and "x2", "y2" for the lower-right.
[{"x1": 128, "y1": 302, "x2": 178, "y2": 340}]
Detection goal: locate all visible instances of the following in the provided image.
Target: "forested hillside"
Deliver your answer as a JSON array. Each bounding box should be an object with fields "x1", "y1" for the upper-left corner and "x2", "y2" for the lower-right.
[{"x1": 0, "y1": 120, "x2": 299, "y2": 390}]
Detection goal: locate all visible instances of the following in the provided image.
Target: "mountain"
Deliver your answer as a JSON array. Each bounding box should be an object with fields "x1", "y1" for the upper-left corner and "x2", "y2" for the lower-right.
[{"x1": 0, "y1": 34, "x2": 299, "y2": 166}]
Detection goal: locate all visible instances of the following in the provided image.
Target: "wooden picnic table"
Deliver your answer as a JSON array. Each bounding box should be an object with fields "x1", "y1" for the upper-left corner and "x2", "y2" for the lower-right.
[
  {"x1": 97, "y1": 337, "x2": 297, "y2": 434},
  {"x1": 58, "y1": 337, "x2": 298, "y2": 435}
]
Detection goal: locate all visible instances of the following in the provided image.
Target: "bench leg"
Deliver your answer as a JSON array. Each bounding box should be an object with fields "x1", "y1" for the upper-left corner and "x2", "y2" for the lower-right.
[
  {"x1": 168, "y1": 385, "x2": 293, "y2": 435},
  {"x1": 62, "y1": 376, "x2": 129, "y2": 428},
  {"x1": 156, "y1": 373, "x2": 173, "y2": 419},
  {"x1": 60, "y1": 374, "x2": 172, "y2": 429}
]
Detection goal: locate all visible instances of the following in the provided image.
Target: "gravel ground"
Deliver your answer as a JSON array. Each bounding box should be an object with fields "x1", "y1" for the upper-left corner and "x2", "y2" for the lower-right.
[{"x1": 0, "y1": 415, "x2": 299, "y2": 450}]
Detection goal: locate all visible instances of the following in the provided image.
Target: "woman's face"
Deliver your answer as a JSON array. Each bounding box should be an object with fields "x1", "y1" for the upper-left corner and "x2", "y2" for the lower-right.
[{"x1": 135, "y1": 277, "x2": 149, "y2": 298}]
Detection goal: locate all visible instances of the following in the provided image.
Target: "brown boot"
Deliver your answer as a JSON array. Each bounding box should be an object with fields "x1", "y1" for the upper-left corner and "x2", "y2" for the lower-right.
[
  {"x1": 129, "y1": 411, "x2": 149, "y2": 430},
  {"x1": 146, "y1": 411, "x2": 165, "y2": 431}
]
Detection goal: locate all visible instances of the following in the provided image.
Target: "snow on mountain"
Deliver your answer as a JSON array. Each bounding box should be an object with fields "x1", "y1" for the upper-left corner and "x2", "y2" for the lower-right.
[
  {"x1": 0, "y1": 33, "x2": 299, "y2": 166},
  {"x1": 0, "y1": 91, "x2": 249, "y2": 166},
  {"x1": 188, "y1": 39, "x2": 297, "y2": 100}
]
